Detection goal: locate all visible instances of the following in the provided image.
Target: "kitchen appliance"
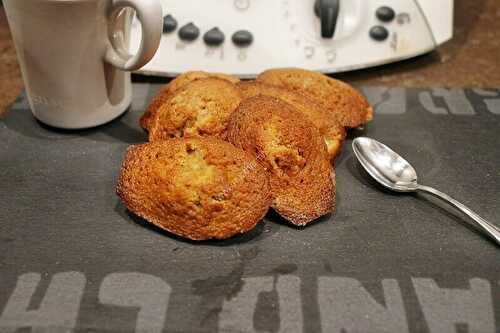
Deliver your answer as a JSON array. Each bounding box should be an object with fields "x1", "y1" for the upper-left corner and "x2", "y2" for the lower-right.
[{"x1": 130, "y1": 0, "x2": 454, "y2": 78}]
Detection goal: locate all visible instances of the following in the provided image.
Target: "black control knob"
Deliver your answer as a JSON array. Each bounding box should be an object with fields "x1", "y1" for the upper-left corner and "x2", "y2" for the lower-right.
[
  {"x1": 203, "y1": 27, "x2": 225, "y2": 46},
  {"x1": 376, "y1": 6, "x2": 396, "y2": 23},
  {"x1": 232, "y1": 30, "x2": 253, "y2": 47},
  {"x1": 369, "y1": 25, "x2": 389, "y2": 41},
  {"x1": 314, "y1": 0, "x2": 340, "y2": 38},
  {"x1": 163, "y1": 14, "x2": 178, "y2": 33},
  {"x1": 178, "y1": 22, "x2": 200, "y2": 41}
]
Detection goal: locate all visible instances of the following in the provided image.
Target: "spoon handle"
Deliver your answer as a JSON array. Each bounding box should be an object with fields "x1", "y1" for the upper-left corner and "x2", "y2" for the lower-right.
[{"x1": 417, "y1": 185, "x2": 500, "y2": 246}]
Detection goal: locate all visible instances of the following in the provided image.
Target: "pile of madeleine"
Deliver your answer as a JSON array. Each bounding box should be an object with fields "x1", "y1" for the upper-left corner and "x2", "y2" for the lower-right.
[{"x1": 116, "y1": 68, "x2": 372, "y2": 240}]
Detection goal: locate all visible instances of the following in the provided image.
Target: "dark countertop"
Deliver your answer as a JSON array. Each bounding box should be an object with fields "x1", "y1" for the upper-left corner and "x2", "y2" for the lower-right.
[{"x1": 1, "y1": 0, "x2": 499, "y2": 117}]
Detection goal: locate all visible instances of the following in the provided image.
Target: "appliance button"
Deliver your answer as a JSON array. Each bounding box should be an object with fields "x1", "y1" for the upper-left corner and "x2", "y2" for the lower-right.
[
  {"x1": 369, "y1": 26, "x2": 389, "y2": 41},
  {"x1": 376, "y1": 6, "x2": 396, "y2": 22},
  {"x1": 234, "y1": 0, "x2": 251, "y2": 11},
  {"x1": 178, "y1": 23, "x2": 200, "y2": 41},
  {"x1": 163, "y1": 14, "x2": 178, "y2": 33},
  {"x1": 232, "y1": 30, "x2": 253, "y2": 47},
  {"x1": 203, "y1": 27, "x2": 225, "y2": 46}
]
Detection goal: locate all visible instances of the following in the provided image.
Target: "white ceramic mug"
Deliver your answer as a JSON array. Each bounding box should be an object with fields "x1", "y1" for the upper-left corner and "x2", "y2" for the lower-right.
[{"x1": 4, "y1": 0, "x2": 162, "y2": 129}]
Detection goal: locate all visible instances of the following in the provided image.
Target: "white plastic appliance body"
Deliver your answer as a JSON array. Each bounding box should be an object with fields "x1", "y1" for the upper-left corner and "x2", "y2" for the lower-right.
[{"x1": 131, "y1": 0, "x2": 453, "y2": 78}]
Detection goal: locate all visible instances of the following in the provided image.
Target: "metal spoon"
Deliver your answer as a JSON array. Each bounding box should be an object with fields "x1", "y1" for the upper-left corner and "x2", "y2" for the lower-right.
[{"x1": 352, "y1": 137, "x2": 500, "y2": 246}]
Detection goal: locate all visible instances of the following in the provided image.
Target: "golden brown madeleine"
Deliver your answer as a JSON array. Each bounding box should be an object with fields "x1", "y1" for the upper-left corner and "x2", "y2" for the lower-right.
[
  {"x1": 148, "y1": 78, "x2": 242, "y2": 142},
  {"x1": 237, "y1": 81, "x2": 346, "y2": 160},
  {"x1": 166, "y1": 71, "x2": 240, "y2": 93},
  {"x1": 257, "y1": 68, "x2": 373, "y2": 128},
  {"x1": 116, "y1": 138, "x2": 271, "y2": 241},
  {"x1": 227, "y1": 95, "x2": 335, "y2": 226},
  {"x1": 140, "y1": 71, "x2": 240, "y2": 131}
]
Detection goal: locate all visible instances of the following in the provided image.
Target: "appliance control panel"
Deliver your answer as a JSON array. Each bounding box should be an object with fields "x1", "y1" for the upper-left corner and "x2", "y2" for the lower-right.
[{"x1": 130, "y1": 0, "x2": 453, "y2": 77}]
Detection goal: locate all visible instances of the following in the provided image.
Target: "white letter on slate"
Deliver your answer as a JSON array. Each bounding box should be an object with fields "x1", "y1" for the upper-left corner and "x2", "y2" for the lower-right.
[
  {"x1": 276, "y1": 275, "x2": 303, "y2": 333},
  {"x1": 219, "y1": 276, "x2": 303, "y2": 333},
  {"x1": 419, "y1": 91, "x2": 449, "y2": 114},
  {"x1": 361, "y1": 87, "x2": 406, "y2": 115},
  {"x1": 419, "y1": 89, "x2": 475, "y2": 115},
  {"x1": 318, "y1": 277, "x2": 409, "y2": 333},
  {"x1": 0, "y1": 272, "x2": 86, "y2": 333},
  {"x1": 219, "y1": 277, "x2": 274, "y2": 333},
  {"x1": 413, "y1": 278, "x2": 495, "y2": 333},
  {"x1": 472, "y1": 88, "x2": 500, "y2": 115},
  {"x1": 99, "y1": 273, "x2": 171, "y2": 333}
]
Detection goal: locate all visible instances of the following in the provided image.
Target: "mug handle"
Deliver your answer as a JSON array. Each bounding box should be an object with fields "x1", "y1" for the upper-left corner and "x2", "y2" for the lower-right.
[{"x1": 104, "y1": 0, "x2": 162, "y2": 71}]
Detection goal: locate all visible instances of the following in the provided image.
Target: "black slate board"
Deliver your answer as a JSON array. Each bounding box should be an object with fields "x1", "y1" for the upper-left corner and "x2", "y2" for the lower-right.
[{"x1": 0, "y1": 85, "x2": 499, "y2": 333}]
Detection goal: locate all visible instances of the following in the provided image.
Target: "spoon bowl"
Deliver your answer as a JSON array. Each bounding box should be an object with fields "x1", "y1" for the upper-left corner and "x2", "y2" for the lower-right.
[
  {"x1": 352, "y1": 137, "x2": 500, "y2": 246},
  {"x1": 352, "y1": 137, "x2": 418, "y2": 192}
]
